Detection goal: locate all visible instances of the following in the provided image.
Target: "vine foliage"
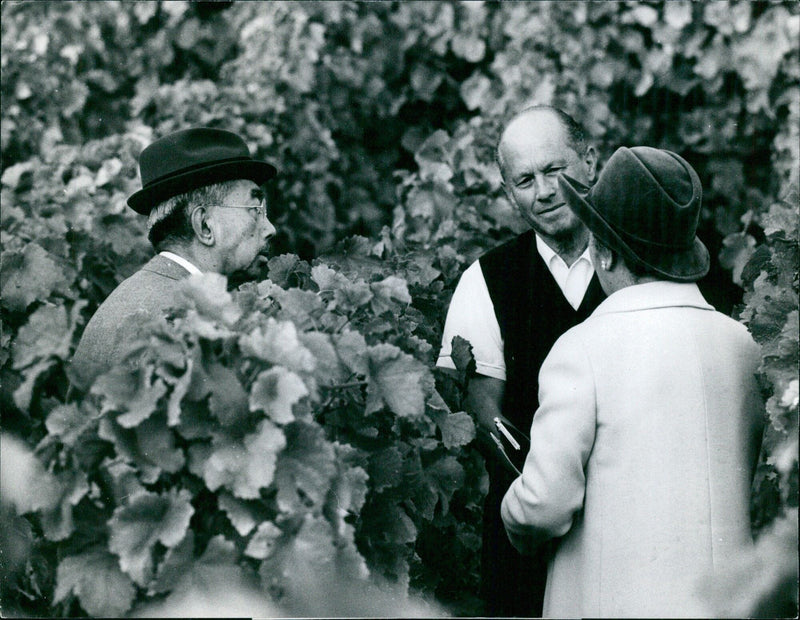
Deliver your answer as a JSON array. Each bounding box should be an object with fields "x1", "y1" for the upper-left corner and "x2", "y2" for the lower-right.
[{"x1": 1, "y1": 1, "x2": 797, "y2": 616}]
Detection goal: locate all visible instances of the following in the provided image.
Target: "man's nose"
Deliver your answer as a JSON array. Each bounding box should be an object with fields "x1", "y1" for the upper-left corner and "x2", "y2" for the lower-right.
[
  {"x1": 263, "y1": 217, "x2": 277, "y2": 238},
  {"x1": 537, "y1": 175, "x2": 558, "y2": 201}
]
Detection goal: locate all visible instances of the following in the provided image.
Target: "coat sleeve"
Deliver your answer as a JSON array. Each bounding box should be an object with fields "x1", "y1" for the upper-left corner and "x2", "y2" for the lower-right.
[{"x1": 501, "y1": 328, "x2": 597, "y2": 554}]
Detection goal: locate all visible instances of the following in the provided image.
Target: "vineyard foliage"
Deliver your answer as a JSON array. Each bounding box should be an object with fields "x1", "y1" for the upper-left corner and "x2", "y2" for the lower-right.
[{"x1": 1, "y1": 1, "x2": 798, "y2": 616}]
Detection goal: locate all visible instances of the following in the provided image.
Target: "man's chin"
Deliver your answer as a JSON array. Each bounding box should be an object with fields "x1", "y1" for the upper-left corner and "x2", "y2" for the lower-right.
[{"x1": 227, "y1": 254, "x2": 270, "y2": 286}]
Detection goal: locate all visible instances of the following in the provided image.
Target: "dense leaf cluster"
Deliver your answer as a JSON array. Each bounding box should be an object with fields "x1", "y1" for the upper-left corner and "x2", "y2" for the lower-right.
[{"x1": 1, "y1": 1, "x2": 797, "y2": 616}]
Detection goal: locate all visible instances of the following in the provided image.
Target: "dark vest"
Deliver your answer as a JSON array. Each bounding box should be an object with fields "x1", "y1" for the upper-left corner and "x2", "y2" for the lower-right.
[
  {"x1": 476, "y1": 230, "x2": 605, "y2": 618},
  {"x1": 480, "y1": 229, "x2": 605, "y2": 429}
]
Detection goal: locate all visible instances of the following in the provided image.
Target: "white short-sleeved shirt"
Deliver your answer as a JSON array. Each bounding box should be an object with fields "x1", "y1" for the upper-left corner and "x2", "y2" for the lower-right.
[{"x1": 436, "y1": 235, "x2": 594, "y2": 381}]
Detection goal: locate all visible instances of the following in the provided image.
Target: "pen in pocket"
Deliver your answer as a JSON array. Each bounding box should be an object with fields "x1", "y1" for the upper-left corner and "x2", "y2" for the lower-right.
[{"x1": 494, "y1": 417, "x2": 521, "y2": 450}]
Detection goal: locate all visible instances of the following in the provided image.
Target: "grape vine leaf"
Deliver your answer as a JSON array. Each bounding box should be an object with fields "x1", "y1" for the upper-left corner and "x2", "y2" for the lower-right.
[
  {"x1": 40, "y1": 469, "x2": 90, "y2": 541},
  {"x1": 108, "y1": 488, "x2": 195, "y2": 586},
  {"x1": 12, "y1": 301, "x2": 81, "y2": 368},
  {"x1": 1, "y1": 434, "x2": 63, "y2": 515},
  {"x1": 45, "y1": 402, "x2": 96, "y2": 447},
  {"x1": 311, "y1": 263, "x2": 350, "y2": 295},
  {"x1": 274, "y1": 420, "x2": 336, "y2": 513},
  {"x1": 201, "y1": 419, "x2": 286, "y2": 499},
  {"x1": 102, "y1": 460, "x2": 146, "y2": 506},
  {"x1": 54, "y1": 548, "x2": 137, "y2": 617},
  {"x1": 97, "y1": 416, "x2": 160, "y2": 484},
  {"x1": 1, "y1": 243, "x2": 69, "y2": 311},
  {"x1": 298, "y1": 331, "x2": 348, "y2": 386},
  {"x1": 369, "y1": 275, "x2": 412, "y2": 315},
  {"x1": 431, "y1": 410, "x2": 476, "y2": 449},
  {"x1": 367, "y1": 446, "x2": 404, "y2": 492},
  {"x1": 239, "y1": 318, "x2": 316, "y2": 373},
  {"x1": 218, "y1": 493, "x2": 258, "y2": 537},
  {"x1": 324, "y1": 459, "x2": 369, "y2": 539},
  {"x1": 250, "y1": 367, "x2": 309, "y2": 425},
  {"x1": 267, "y1": 253, "x2": 311, "y2": 288},
  {"x1": 244, "y1": 520, "x2": 283, "y2": 559},
  {"x1": 365, "y1": 343, "x2": 428, "y2": 418},
  {"x1": 204, "y1": 359, "x2": 249, "y2": 427},
  {"x1": 150, "y1": 531, "x2": 195, "y2": 595},
  {"x1": 425, "y1": 454, "x2": 466, "y2": 515},
  {"x1": 180, "y1": 272, "x2": 241, "y2": 325},
  {"x1": 259, "y1": 514, "x2": 370, "y2": 615},
  {"x1": 141, "y1": 534, "x2": 278, "y2": 617},
  {"x1": 333, "y1": 329, "x2": 369, "y2": 376},
  {"x1": 136, "y1": 413, "x2": 186, "y2": 473},
  {"x1": 270, "y1": 285, "x2": 328, "y2": 329},
  {"x1": 91, "y1": 364, "x2": 167, "y2": 428}
]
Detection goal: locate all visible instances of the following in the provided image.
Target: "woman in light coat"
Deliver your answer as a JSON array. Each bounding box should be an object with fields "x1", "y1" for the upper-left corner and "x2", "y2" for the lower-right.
[{"x1": 501, "y1": 146, "x2": 764, "y2": 618}]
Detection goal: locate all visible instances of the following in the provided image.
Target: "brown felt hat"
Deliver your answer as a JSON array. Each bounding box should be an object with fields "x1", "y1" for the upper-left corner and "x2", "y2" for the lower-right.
[
  {"x1": 558, "y1": 146, "x2": 709, "y2": 282},
  {"x1": 127, "y1": 127, "x2": 277, "y2": 214}
]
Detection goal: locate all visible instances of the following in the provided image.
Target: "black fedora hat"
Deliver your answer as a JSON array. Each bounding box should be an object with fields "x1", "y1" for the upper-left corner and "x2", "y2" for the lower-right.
[
  {"x1": 558, "y1": 146, "x2": 710, "y2": 282},
  {"x1": 127, "y1": 127, "x2": 277, "y2": 214}
]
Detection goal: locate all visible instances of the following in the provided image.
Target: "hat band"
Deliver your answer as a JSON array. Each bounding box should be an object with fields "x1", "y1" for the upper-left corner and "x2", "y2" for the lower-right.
[{"x1": 142, "y1": 155, "x2": 252, "y2": 188}]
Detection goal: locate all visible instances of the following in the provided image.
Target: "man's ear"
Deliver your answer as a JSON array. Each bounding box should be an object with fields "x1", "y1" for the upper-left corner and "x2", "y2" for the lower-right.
[
  {"x1": 593, "y1": 239, "x2": 614, "y2": 271},
  {"x1": 190, "y1": 206, "x2": 215, "y2": 247},
  {"x1": 500, "y1": 174, "x2": 517, "y2": 208},
  {"x1": 583, "y1": 145, "x2": 598, "y2": 184}
]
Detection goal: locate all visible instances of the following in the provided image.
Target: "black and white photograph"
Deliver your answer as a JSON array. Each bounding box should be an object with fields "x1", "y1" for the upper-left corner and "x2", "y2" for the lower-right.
[{"x1": 1, "y1": 1, "x2": 797, "y2": 617}]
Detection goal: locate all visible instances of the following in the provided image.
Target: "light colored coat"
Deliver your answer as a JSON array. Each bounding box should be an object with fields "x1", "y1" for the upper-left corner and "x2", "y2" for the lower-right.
[
  {"x1": 501, "y1": 281, "x2": 763, "y2": 618},
  {"x1": 70, "y1": 254, "x2": 190, "y2": 390}
]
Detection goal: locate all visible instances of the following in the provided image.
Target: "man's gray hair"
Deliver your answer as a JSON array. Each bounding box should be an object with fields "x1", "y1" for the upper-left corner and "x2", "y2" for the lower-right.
[{"x1": 147, "y1": 181, "x2": 232, "y2": 250}]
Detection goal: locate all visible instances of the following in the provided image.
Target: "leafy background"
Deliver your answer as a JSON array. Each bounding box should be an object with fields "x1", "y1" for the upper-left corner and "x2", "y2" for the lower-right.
[{"x1": 1, "y1": 1, "x2": 797, "y2": 617}]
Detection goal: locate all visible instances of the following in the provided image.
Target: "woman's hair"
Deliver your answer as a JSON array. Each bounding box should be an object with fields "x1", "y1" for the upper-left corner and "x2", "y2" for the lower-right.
[{"x1": 147, "y1": 181, "x2": 232, "y2": 251}]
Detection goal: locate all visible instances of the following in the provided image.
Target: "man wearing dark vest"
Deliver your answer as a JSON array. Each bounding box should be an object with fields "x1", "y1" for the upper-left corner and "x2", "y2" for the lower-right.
[{"x1": 437, "y1": 106, "x2": 605, "y2": 617}]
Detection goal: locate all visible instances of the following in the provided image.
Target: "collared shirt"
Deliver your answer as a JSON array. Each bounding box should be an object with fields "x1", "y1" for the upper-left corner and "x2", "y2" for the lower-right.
[
  {"x1": 159, "y1": 251, "x2": 202, "y2": 276},
  {"x1": 436, "y1": 234, "x2": 595, "y2": 381},
  {"x1": 535, "y1": 235, "x2": 594, "y2": 311}
]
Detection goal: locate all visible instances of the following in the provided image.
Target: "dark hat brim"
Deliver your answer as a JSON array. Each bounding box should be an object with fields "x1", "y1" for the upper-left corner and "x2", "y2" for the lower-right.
[
  {"x1": 558, "y1": 172, "x2": 710, "y2": 282},
  {"x1": 127, "y1": 159, "x2": 277, "y2": 215}
]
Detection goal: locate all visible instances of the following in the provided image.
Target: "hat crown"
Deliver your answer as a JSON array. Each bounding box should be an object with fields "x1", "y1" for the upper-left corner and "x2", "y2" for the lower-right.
[
  {"x1": 126, "y1": 127, "x2": 276, "y2": 214},
  {"x1": 589, "y1": 146, "x2": 702, "y2": 250},
  {"x1": 138, "y1": 128, "x2": 250, "y2": 187},
  {"x1": 557, "y1": 145, "x2": 709, "y2": 281}
]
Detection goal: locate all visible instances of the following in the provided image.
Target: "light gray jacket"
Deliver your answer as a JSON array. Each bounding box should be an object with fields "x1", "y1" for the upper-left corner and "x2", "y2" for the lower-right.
[{"x1": 70, "y1": 255, "x2": 189, "y2": 390}]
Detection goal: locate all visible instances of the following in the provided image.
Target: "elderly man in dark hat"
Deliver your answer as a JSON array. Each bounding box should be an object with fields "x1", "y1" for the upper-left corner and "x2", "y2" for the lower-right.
[
  {"x1": 501, "y1": 147, "x2": 764, "y2": 617},
  {"x1": 70, "y1": 127, "x2": 278, "y2": 389}
]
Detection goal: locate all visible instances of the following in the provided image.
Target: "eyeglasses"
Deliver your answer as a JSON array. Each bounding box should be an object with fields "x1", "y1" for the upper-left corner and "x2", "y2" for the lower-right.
[{"x1": 197, "y1": 201, "x2": 268, "y2": 218}]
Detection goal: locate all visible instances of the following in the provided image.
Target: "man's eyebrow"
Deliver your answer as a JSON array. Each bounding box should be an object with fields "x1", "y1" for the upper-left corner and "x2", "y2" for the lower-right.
[{"x1": 250, "y1": 187, "x2": 266, "y2": 200}]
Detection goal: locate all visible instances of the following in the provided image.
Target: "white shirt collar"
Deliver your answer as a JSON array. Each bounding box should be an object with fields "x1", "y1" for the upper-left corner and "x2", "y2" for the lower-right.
[
  {"x1": 534, "y1": 234, "x2": 595, "y2": 310},
  {"x1": 535, "y1": 234, "x2": 592, "y2": 270},
  {"x1": 159, "y1": 251, "x2": 202, "y2": 275}
]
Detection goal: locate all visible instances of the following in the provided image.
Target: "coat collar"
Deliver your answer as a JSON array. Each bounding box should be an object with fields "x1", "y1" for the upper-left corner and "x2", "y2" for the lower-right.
[
  {"x1": 140, "y1": 253, "x2": 193, "y2": 280},
  {"x1": 590, "y1": 281, "x2": 714, "y2": 317}
]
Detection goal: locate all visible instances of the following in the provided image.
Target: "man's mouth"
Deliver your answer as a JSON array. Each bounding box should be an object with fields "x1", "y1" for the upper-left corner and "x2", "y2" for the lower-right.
[{"x1": 537, "y1": 203, "x2": 565, "y2": 215}]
